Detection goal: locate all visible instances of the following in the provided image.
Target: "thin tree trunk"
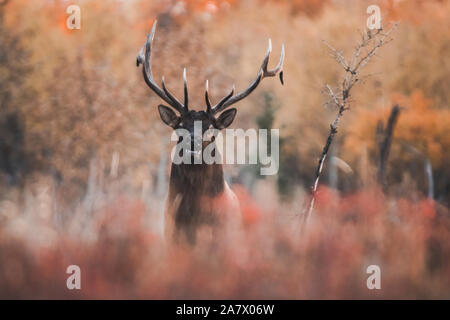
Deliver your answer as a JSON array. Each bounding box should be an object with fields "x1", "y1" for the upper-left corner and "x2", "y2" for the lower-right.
[{"x1": 377, "y1": 105, "x2": 401, "y2": 187}]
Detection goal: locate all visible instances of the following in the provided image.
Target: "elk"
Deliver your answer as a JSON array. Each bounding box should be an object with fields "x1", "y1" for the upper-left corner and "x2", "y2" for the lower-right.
[{"x1": 136, "y1": 21, "x2": 284, "y2": 244}]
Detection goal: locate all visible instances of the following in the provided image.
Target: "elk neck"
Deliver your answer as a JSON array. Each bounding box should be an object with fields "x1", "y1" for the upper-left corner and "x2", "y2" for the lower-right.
[
  {"x1": 167, "y1": 161, "x2": 226, "y2": 243},
  {"x1": 168, "y1": 162, "x2": 225, "y2": 200}
]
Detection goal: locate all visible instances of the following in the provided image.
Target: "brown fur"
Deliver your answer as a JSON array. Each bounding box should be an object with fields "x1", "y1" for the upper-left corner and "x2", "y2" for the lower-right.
[{"x1": 164, "y1": 162, "x2": 240, "y2": 244}]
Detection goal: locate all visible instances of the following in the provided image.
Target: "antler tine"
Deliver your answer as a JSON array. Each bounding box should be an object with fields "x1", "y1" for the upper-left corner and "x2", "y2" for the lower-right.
[
  {"x1": 205, "y1": 80, "x2": 235, "y2": 114},
  {"x1": 260, "y1": 38, "x2": 272, "y2": 74},
  {"x1": 136, "y1": 20, "x2": 186, "y2": 114},
  {"x1": 161, "y1": 76, "x2": 184, "y2": 109},
  {"x1": 262, "y1": 39, "x2": 285, "y2": 77},
  {"x1": 183, "y1": 68, "x2": 189, "y2": 110},
  {"x1": 205, "y1": 80, "x2": 212, "y2": 112},
  {"x1": 210, "y1": 85, "x2": 235, "y2": 114},
  {"x1": 210, "y1": 39, "x2": 285, "y2": 115}
]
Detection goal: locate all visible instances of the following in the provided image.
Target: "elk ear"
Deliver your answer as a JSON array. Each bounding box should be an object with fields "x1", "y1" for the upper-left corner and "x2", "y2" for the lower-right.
[
  {"x1": 215, "y1": 108, "x2": 237, "y2": 129},
  {"x1": 158, "y1": 105, "x2": 180, "y2": 128}
]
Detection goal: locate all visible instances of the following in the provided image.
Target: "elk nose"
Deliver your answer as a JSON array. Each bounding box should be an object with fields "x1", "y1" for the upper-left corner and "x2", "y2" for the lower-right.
[
  {"x1": 192, "y1": 136, "x2": 203, "y2": 152},
  {"x1": 186, "y1": 136, "x2": 202, "y2": 163}
]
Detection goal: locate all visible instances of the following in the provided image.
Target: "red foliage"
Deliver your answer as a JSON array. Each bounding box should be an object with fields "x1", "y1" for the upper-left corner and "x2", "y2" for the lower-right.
[
  {"x1": 1, "y1": 187, "x2": 448, "y2": 299},
  {"x1": 232, "y1": 184, "x2": 262, "y2": 227}
]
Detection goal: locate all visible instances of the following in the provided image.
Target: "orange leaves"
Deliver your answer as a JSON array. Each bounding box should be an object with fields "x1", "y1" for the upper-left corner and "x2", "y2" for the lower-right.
[
  {"x1": 391, "y1": 90, "x2": 450, "y2": 166},
  {"x1": 147, "y1": 0, "x2": 236, "y2": 20},
  {"x1": 289, "y1": 0, "x2": 330, "y2": 16},
  {"x1": 260, "y1": 0, "x2": 329, "y2": 16},
  {"x1": 345, "y1": 89, "x2": 450, "y2": 175},
  {"x1": 380, "y1": 0, "x2": 448, "y2": 25},
  {"x1": 392, "y1": 90, "x2": 431, "y2": 112}
]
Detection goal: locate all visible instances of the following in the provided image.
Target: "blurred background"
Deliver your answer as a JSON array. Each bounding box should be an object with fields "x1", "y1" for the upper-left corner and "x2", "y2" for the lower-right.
[{"x1": 0, "y1": 0, "x2": 449, "y2": 299}]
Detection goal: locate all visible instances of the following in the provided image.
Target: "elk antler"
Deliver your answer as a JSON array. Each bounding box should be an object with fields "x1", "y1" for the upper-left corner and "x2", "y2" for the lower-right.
[
  {"x1": 206, "y1": 39, "x2": 285, "y2": 115},
  {"x1": 137, "y1": 20, "x2": 188, "y2": 115}
]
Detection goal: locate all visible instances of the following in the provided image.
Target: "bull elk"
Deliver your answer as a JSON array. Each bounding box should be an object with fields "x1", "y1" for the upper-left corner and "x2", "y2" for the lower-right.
[{"x1": 136, "y1": 21, "x2": 284, "y2": 244}]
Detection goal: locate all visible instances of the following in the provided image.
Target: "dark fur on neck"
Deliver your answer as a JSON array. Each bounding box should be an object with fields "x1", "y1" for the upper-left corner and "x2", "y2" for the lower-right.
[{"x1": 168, "y1": 162, "x2": 225, "y2": 243}]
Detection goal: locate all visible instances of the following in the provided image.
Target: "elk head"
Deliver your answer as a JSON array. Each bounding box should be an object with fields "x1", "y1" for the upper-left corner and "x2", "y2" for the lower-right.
[{"x1": 136, "y1": 20, "x2": 284, "y2": 163}]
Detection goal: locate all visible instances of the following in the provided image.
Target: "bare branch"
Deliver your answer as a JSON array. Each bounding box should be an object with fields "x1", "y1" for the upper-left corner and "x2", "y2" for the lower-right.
[
  {"x1": 302, "y1": 22, "x2": 399, "y2": 223},
  {"x1": 352, "y1": 23, "x2": 398, "y2": 74},
  {"x1": 325, "y1": 84, "x2": 341, "y2": 109},
  {"x1": 322, "y1": 40, "x2": 349, "y2": 70}
]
